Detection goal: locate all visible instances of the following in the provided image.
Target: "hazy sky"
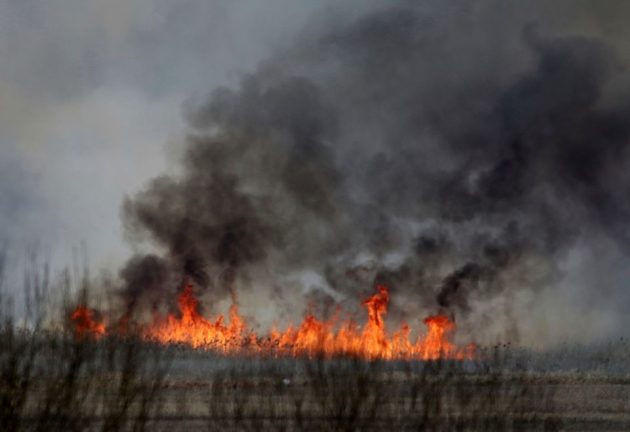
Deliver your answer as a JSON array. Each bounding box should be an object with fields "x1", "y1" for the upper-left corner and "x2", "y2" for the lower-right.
[
  {"x1": 3, "y1": 1, "x2": 630, "y2": 346},
  {"x1": 0, "y1": 0, "x2": 355, "y2": 269},
  {"x1": 3, "y1": 0, "x2": 628, "y2": 264}
]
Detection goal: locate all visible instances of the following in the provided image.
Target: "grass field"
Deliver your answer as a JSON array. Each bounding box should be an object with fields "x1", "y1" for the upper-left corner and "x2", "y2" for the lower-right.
[
  {"x1": 3, "y1": 331, "x2": 630, "y2": 431},
  {"x1": 2, "y1": 260, "x2": 630, "y2": 431}
]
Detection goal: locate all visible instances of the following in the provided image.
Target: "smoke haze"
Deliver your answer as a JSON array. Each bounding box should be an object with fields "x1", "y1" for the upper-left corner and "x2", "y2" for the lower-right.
[{"x1": 4, "y1": 1, "x2": 630, "y2": 346}]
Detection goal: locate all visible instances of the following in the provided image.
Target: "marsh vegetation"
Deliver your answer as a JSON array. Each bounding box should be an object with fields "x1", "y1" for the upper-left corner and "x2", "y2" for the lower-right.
[{"x1": 0, "y1": 258, "x2": 628, "y2": 431}]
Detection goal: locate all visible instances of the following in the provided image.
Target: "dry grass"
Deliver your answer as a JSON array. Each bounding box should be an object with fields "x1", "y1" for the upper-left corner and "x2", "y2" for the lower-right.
[
  {"x1": 1, "y1": 257, "x2": 629, "y2": 430},
  {"x1": 194, "y1": 353, "x2": 564, "y2": 432},
  {"x1": 0, "y1": 253, "x2": 169, "y2": 432}
]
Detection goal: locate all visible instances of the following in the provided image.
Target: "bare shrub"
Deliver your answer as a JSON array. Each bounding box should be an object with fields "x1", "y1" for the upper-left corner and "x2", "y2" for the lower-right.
[{"x1": 0, "y1": 258, "x2": 170, "y2": 432}]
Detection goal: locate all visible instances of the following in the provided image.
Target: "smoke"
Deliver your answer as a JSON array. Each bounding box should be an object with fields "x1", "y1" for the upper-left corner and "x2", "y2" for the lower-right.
[{"x1": 120, "y1": 2, "x2": 630, "y2": 344}]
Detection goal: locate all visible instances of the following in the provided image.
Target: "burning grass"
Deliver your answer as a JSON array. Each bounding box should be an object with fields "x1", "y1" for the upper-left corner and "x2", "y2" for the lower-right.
[
  {"x1": 6, "y1": 313, "x2": 630, "y2": 431},
  {"x1": 70, "y1": 284, "x2": 475, "y2": 361},
  {"x1": 2, "y1": 261, "x2": 629, "y2": 431}
]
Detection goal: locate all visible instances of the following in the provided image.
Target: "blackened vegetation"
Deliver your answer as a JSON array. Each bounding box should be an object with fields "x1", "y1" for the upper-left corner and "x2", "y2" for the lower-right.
[{"x1": 121, "y1": 3, "x2": 630, "y2": 339}]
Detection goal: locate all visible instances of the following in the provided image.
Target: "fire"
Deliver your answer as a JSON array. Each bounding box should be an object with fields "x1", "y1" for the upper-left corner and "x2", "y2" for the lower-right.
[
  {"x1": 267, "y1": 285, "x2": 473, "y2": 360},
  {"x1": 70, "y1": 306, "x2": 105, "y2": 338},
  {"x1": 145, "y1": 285, "x2": 252, "y2": 350},
  {"x1": 71, "y1": 285, "x2": 475, "y2": 360}
]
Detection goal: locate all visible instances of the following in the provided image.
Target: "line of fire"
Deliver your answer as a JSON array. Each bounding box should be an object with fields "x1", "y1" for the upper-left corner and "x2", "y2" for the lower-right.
[{"x1": 71, "y1": 284, "x2": 476, "y2": 361}]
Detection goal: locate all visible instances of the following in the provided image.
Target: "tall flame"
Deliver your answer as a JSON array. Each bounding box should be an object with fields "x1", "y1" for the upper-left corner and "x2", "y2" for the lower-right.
[
  {"x1": 266, "y1": 284, "x2": 473, "y2": 360},
  {"x1": 71, "y1": 284, "x2": 475, "y2": 360},
  {"x1": 146, "y1": 285, "x2": 252, "y2": 350}
]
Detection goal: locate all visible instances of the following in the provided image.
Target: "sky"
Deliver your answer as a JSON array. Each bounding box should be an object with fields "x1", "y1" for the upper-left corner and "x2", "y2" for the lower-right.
[
  {"x1": 0, "y1": 0, "x2": 340, "y2": 269},
  {"x1": 2, "y1": 1, "x2": 630, "y2": 347}
]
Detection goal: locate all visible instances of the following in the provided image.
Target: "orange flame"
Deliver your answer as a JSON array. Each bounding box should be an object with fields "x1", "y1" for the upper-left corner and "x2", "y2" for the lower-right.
[
  {"x1": 145, "y1": 285, "x2": 252, "y2": 350},
  {"x1": 267, "y1": 284, "x2": 473, "y2": 360},
  {"x1": 71, "y1": 284, "x2": 475, "y2": 360},
  {"x1": 70, "y1": 306, "x2": 105, "y2": 338}
]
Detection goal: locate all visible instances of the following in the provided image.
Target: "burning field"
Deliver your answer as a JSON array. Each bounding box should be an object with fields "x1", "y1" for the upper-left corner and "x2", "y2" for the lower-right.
[
  {"x1": 4, "y1": 0, "x2": 630, "y2": 431},
  {"x1": 71, "y1": 284, "x2": 475, "y2": 361},
  {"x1": 55, "y1": 284, "x2": 630, "y2": 431},
  {"x1": 6, "y1": 298, "x2": 630, "y2": 431}
]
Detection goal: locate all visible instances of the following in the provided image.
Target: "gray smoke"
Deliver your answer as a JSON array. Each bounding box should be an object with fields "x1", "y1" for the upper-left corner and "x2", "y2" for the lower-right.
[{"x1": 120, "y1": 2, "x2": 630, "y2": 343}]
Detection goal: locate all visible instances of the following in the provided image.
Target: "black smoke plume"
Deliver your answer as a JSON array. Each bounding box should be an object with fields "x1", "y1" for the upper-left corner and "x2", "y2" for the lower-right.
[{"x1": 119, "y1": 3, "x2": 630, "y2": 341}]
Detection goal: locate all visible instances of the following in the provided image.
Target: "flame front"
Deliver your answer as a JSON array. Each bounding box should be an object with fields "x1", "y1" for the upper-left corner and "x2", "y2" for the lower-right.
[
  {"x1": 72, "y1": 285, "x2": 475, "y2": 360},
  {"x1": 70, "y1": 306, "x2": 105, "y2": 338},
  {"x1": 146, "y1": 285, "x2": 251, "y2": 350},
  {"x1": 267, "y1": 285, "x2": 474, "y2": 360}
]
